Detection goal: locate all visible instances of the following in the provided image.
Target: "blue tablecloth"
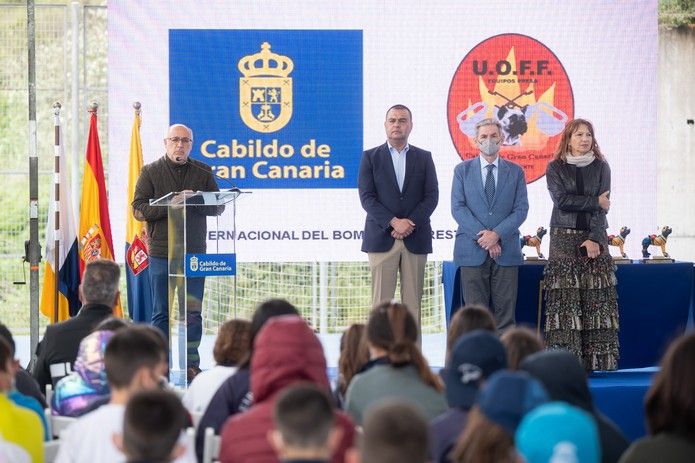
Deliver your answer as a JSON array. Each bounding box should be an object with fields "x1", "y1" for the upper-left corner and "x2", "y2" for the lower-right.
[
  {"x1": 588, "y1": 368, "x2": 656, "y2": 441},
  {"x1": 442, "y1": 261, "x2": 694, "y2": 369}
]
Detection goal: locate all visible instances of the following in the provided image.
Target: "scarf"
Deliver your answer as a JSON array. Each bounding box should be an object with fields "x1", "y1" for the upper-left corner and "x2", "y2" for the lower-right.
[{"x1": 565, "y1": 151, "x2": 596, "y2": 168}]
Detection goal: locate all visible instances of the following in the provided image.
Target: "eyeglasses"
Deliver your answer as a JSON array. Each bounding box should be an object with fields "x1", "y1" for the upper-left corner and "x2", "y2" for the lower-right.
[{"x1": 166, "y1": 137, "x2": 193, "y2": 145}]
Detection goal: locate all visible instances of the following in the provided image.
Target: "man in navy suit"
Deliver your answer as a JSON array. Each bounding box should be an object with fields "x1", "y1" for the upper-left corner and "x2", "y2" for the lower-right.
[
  {"x1": 358, "y1": 105, "x2": 439, "y2": 330},
  {"x1": 451, "y1": 118, "x2": 528, "y2": 332}
]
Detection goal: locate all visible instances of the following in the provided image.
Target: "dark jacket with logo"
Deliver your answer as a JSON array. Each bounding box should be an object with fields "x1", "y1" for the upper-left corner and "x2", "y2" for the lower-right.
[
  {"x1": 546, "y1": 158, "x2": 610, "y2": 244},
  {"x1": 32, "y1": 303, "x2": 113, "y2": 393},
  {"x1": 132, "y1": 156, "x2": 221, "y2": 258}
]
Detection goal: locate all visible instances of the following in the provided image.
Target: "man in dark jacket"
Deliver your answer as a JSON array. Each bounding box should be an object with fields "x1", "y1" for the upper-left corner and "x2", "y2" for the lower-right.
[
  {"x1": 358, "y1": 104, "x2": 438, "y2": 332},
  {"x1": 520, "y1": 350, "x2": 629, "y2": 463},
  {"x1": 32, "y1": 259, "x2": 120, "y2": 393},
  {"x1": 132, "y1": 123, "x2": 221, "y2": 377}
]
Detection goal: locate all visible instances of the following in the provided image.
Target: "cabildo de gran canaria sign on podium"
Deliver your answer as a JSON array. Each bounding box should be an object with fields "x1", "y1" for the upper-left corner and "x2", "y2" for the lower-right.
[
  {"x1": 185, "y1": 253, "x2": 237, "y2": 277},
  {"x1": 169, "y1": 30, "x2": 363, "y2": 188}
]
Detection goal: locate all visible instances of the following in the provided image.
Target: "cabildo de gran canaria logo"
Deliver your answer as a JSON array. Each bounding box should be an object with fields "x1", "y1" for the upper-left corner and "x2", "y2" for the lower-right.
[
  {"x1": 239, "y1": 42, "x2": 293, "y2": 133},
  {"x1": 189, "y1": 256, "x2": 199, "y2": 272},
  {"x1": 447, "y1": 33, "x2": 574, "y2": 183},
  {"x1": 169, "y1": 30, "x2": 363, "y2": 189}
]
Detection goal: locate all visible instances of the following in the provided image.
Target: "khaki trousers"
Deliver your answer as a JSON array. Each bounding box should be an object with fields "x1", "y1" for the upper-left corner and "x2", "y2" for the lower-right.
[{"x1": 368, "y1": 240, "x2": 427, "y2": 333}]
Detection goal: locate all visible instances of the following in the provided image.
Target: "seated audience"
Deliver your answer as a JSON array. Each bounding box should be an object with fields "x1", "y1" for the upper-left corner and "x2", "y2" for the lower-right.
[
  {"x1": 345, "y1": 301, "x2": 446, "y2": 425},
  {"x1": 347, "y1": 401, "x2": 430, "y2": 463},
  {"x1": 55, "y1": 326, "x2": 196, "y2": 462},
  {"x1": 334, "y1": 323, "x2": 368, "y2": 408},
  {"x1": 115, "y1": 390, "x2": 188, "y2": 463},
  {"x1": 0, "y1": 324, "x2": 49, "y2": 440},
  {"x1": 219, "y1": 315, "x2": 355, "y2": 463},
  {"x1": 431, "y1": 330, "x2": 507, "y2": 463},
  {"x1": 269, "y1": 384, "x2": 341, "y2": 463},
  {"x1": 516, "y1": 401, "x2": 601, "y2": 463},
  {"x1": 32, "y1": 259, "x2": 120, "y2": 391},
  {"x1": 520, "y1": 350, "x2": 629, "y2": 463},
  {"x1": 0, "y1": 323, "x2": 46, "y2": 409},
  {"x1": 446, "y1": 304, "x2": 496, "y2": 360},
  {"x1": 51, "y1": 330, "x2": 115, "y2": 417},
  {"x1": 618, "y1": 332, "x2": 695, "y2": 463},
  {"x1": 195, "y1": 299, "x2": 299, "y2": 460},
  {"x1": 451, "y1": 370, "x2": 548, "y2": 463},
  {"x1": 500, "y1": 326, "x2": 544, "y2": 370},
  {"x1": 0, "y1": 337, "x2": 43, "y2": 462},
  {"x1": 183, "y1": 319, "x2": 251, "y2": 414}
]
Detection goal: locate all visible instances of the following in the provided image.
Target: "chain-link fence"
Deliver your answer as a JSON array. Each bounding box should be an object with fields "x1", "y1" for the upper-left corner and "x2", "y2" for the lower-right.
[{"x1": 0, "y1": 4, "x2": 447, "y2": 338}]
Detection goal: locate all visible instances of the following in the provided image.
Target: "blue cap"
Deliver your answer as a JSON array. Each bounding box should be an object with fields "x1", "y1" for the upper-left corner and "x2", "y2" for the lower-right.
[
  {"x1": 516, "y1": 402, "x2": 601, "y2": 463},
  {"x1": 477, "y1": 370, "x2": 549, "y2": 434},
  {"x1": 441, "y1": 330, "x2": 507, "y2": 408}
]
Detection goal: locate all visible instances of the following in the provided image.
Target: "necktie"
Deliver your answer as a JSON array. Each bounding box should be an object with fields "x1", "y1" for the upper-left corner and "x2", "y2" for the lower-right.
[{"x1": 485, "y1": 164, "x2": 496, "y2": 205}]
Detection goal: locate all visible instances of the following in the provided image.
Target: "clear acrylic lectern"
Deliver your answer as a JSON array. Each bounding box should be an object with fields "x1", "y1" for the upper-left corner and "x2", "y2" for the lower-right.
[{"x1": 150, "y1": 189, "x2": 241, "y2": 387}]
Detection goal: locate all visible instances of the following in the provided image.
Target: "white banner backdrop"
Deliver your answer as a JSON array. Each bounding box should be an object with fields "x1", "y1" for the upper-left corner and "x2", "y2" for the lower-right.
[{"x1": 108, "y1": 0, "x2": 657, "y2": 262}]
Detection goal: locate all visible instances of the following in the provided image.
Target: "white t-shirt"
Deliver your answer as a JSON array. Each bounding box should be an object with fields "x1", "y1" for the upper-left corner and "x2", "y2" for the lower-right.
[
  {"x1": 182, "y1": 365, "x2": 237, "y2": 414},
  {"x1": 55, "y1": 403, "x2": 196, "y2": 463}
]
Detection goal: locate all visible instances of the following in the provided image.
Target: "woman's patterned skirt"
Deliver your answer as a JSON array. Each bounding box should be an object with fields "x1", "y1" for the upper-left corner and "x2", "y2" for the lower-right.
[{"x1": 543, "y1": 227, "x2": 619, "y2": 371}]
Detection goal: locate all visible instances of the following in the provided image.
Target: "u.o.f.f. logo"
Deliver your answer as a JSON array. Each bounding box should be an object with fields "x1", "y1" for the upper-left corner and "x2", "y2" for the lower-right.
[
  {"x1": 238, "y1": 42, "x2": 294, "y2": 133},
  {"x1": 447, "y1": 34, "x2": 574, "y2": 183}
]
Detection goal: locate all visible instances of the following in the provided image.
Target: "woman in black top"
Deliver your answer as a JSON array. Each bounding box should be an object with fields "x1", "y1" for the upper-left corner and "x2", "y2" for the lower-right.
[{"x1": 544, "y1": 118, "x2": 619, "y2": 371}]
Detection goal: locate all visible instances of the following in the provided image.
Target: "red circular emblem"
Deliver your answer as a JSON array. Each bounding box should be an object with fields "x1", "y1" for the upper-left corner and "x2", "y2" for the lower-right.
[{"x1": 447, "y1": 34, "x2": 574, "y2": 183}]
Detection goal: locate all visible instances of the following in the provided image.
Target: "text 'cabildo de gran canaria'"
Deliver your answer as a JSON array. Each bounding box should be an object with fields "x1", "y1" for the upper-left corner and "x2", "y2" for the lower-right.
[{"x1": 200, "y1": 139, "x2": 346, "y2": 179}]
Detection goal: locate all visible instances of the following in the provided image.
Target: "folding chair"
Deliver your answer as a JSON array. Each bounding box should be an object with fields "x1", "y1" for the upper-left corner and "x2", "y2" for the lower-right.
[{"x1": 202, "y1": 427, "x2": 221, "y2": 463}]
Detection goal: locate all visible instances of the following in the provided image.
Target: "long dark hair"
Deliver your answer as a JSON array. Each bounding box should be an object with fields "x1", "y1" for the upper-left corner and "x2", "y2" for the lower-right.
[
  {"x1": 337, "y1": 323, "x2": 368, "y2": 396},
  {"x1": 644, "y1": 332, "x2": 695, "y2": 440},
  {"x1": 366, "y1": 301, "x2": 443, "y2": 392},
  {"x1": 553, "y1": 118, "x2": 605, "y2": 162}
]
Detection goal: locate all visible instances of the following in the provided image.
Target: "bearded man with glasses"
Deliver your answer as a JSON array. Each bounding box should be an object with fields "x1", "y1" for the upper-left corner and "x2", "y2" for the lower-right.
[{"x1": 132, "y1": 124, "x2": 221, "y2": 383}]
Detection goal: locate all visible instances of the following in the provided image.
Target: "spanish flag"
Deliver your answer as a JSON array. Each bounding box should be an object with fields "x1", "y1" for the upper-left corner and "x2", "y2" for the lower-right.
[
  {"x1": 40, "y1": 119, "x2": 81, "y2": 322},
  {"x1": 79, "y1": 107, "x2": 123, "y2": 317},
  {"x1": 125, "y1": 106, "x2": 154, "y2": 322}
]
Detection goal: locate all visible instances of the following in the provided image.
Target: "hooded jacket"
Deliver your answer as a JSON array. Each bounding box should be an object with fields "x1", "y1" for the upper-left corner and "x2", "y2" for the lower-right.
[
  {"x1": 521, "y1": 351, "x2": 629, "y2": 463},
  {"x1": 52, "y1": 330, "x2": 113, "y2": 417},
  {"x1": 219, "y1": 316, "x2": 355, "y2": 463}
]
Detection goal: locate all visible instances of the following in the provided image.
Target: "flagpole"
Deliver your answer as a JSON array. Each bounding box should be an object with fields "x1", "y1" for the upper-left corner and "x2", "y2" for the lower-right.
[
  {"x1": 53, "y1": 102, "x2": 62, "y2": 323},
  {"x1": 27, "y1": 0, "x2": 40, "y2": 358}
]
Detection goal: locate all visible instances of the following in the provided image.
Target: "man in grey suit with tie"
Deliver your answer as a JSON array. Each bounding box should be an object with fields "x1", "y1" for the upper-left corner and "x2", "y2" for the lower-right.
[
  {"x1": 358, "y1": 105, "x2": 439, "y2": 330},
  {"x1": 451, "y1": 118, "x2": 528, "y2": 332}
]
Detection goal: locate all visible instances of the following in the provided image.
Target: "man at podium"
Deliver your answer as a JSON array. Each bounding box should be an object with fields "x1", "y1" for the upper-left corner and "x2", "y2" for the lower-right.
[{"x1": 132, "y1": 123, "x2": 220, "y2": 381}]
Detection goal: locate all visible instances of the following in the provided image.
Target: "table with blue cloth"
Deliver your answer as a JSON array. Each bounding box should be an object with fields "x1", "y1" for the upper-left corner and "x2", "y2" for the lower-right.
[{"x1": 442, "y1": 260, "x2": 693, "y2": 369}]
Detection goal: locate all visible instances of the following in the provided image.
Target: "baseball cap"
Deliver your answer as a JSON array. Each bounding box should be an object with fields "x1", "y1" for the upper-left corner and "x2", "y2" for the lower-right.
[
  {"x1": 516, "y1": 402, "x2": 601, "y2": 463},
  {"x1": 477, "y1": 370, "x2": 549, "y2": 434},
  {"x1": 441, "y1": 330, "x2": 507, "y2": 408}
]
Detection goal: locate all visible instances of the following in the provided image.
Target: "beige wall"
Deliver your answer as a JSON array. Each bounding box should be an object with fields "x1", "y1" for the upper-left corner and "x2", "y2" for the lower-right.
[{"x1": 658, "y1": 26, "x2": 695, "y2": 260}]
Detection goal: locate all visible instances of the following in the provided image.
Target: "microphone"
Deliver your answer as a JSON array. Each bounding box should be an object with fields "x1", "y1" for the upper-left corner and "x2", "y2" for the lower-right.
[{"x1": 183, "y1": 159, "x2": 242, "y2": 194}]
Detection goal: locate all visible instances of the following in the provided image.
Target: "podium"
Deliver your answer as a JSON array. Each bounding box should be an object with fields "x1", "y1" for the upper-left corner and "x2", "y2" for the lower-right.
[{"x1": 150, "y1": 189, "x2": 242, "y2": 387}]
